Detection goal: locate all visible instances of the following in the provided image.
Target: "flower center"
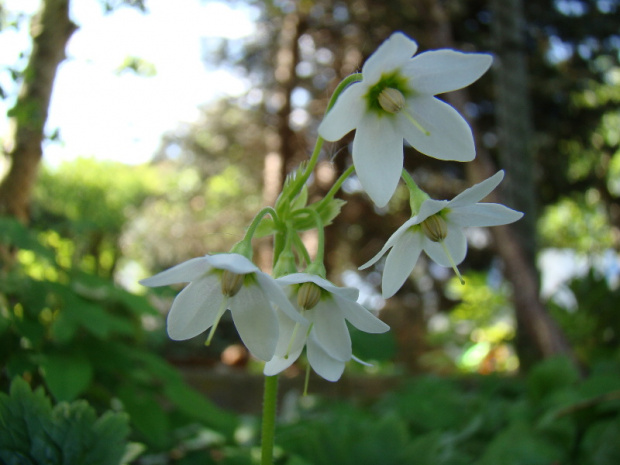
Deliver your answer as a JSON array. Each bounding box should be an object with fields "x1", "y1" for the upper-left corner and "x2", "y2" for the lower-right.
[
  {"x1": 421, "y1": 215, "x2": 448, "y2": 242},
  {"x1": 420, "y1": 215, "x2": 465, "y2": 285},
  {"x1": 378, "y1": 88, "x2": 405, "y2": 113},
  {"x1": 220, "y1": 270, "x2": 244, "y2": 297},
  {"x1": 297, "y1": 282, "x2": 322, "y2": 311}
]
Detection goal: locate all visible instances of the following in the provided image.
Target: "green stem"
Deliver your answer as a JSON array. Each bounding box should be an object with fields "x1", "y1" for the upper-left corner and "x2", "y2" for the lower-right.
[
  {"x1": 261, "y1": 375, "x2": 279, "y2": 465},
  {"x1": 291, "y1": 232, "x2": 312, "y2": 267},
  {"x1": 321, "y1": 164, "x2": 355, "y2": 203},
  {"x1": 244, "y1": 206, "x2": 279, "y2": 242}
]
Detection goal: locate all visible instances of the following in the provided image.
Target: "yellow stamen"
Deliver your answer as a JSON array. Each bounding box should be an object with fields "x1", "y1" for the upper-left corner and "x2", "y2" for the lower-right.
[
  {"x1": 378, "y1": 87, "x2": 430, "y2": 136},
  {"x1": 297, "y1": 282, "x2": 322, "y2": 311},
  {"x1": 378, "y1": 88, "x2": 405, "y2": 113},
  {"x1": 421, "y1": 215, "x2": 448, "y2": 242},
  {"x1": 402, "y1": 109, "x2": 431, "y2": 136},
  {"x1": 284, "y1": 322, "x2": 302, "y2": 360},
  {"x1": 205, "y1": 297, "x2": 229, "y2": 346},
  {"x1": 220, "y1": 270, "x2": 244, "y2": 297},
  {"x1": 303, "y1": 363, "x2": 311, "y2": 396}
]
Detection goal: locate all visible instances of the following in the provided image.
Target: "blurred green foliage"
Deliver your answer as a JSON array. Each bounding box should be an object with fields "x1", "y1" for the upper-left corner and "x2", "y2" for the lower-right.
[
  {"x1": 273, "y1": 357, "x2": 620, "y2": 465},
  {"x1": 0, "y1": 377, "x2": 131, "y2": 465},
  {"x1": 0, "y1": 215, "x2": 238, "y2": 452},
  {"x1": 549, "y1": 269, "x2": 620, "y2": 364}
]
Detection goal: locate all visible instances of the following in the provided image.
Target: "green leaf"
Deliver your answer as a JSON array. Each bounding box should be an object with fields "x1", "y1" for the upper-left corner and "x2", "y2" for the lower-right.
[
  {"x1": 253, "y1": 216, "x2": 277, "y2": 238},
  {"x1": 477, "y1": 421, "x2": 566, "y2": 465},
  {"x1": 117, "y1": 383, "x2": 171, "y2": 448},
  {"x1": 40, "y1": 352, "x2": 93, "y2": 402},
  {"x1": 527, "y1": 356, "x2": 580, "y2": 403},
  {"x1": 290, "y1": 185, "x2": 308, "y2": 211},
  {"x1": 0, "y1": 377, "x2": 53, "y2": 464},
  {"x1": 0, "y1": 216, "x2": 54, "y2": 260},
  {"x1": 163, "y1": 380, "x2": 239, "y2": 438},
  {"x1": 580, "y1": 418, "x2": 620, "y2": 465},
  {"x1": 0, "y1": 377, "x2": 129, "y2": 465}
]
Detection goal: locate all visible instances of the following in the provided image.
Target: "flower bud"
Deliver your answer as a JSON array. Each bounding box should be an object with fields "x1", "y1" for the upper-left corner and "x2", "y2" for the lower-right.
[
  {"x1": 378, "y1": 88, "x2": 405, "y2": 113},
  {"x1": 221, "y1": 270, "x2": 244, "y2": 297},
  {"x1": 421, "y1": 215, "x2": 448, "y2": 242},
  {"x1": 297, "y1": 282, "x2": 322, "y2": 311}
]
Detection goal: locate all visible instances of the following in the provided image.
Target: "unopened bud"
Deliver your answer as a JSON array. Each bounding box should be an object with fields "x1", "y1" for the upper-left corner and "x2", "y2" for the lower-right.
[
  {"x1": 221, "y1": 270, "x2": 244, "y2": 297},
  {"x1": 378, "y1": 88, "x2": 405, "y2": 113},
  {"x1": 297, "y1": 282, "x2": 322, "y2": 310},
  {"x1": 421, "y1": 215, "x2": 448, "y2": 242}
]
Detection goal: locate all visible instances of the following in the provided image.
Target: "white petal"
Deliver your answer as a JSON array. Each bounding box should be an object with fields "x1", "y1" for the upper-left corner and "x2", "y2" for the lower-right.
[
  {"x1": 359, "y1": 217, "x2": 418, "y2": 270},
  {"x1": 140, "y1": 257, "x2": 211, "y2": 287},
  {"x1": 352, "y1": 114, "x2": 403, "y2": 207},
  {"x1": 448, "y1": 171, "x2": 504, "y2": 208},
  {"x1": 255, "y1": 272, "x2": 306, "y2": 324},
  {"x1": 263, "y1": 347, "x2": 304, "y2": 376},
  {"x1": 362, "y1": 32, "x2": 418, "y2": 83},
  {"x1": 276, "y1": 272, "x2": 332, "y2": 290},
  {"x1": 280, "y1": 273, "x2": 361, "y2": 302},
  {"x1": 449, "y1": 203, "x2": 523, "y2": 227},
  {"x1": 334, "y1": 294, "x2": 390, "y2": 333},
  {"x1": 382, "y1": 230, "x2": 424, "y2": 298},
  {"x1": 416, "y1": 198, "x2": 449, "y2": 222},
  {"x1": 423, "y1": 224, "x2": 468, "y2": 267},
  {"x1": 318, "y1": 82, "x2": 366, "y2": 141},
  {"x1": 166, "y1": 277, "x2": 222, "y2": 340},
  {"x1": 230, "y1": 285, "x2": 278, "y2": 361},
  {"x1": 403, "y1": 50, "x2": 493, "y2": 95},
  {"x1": 307, "y1": 333, "x2": 346, "y2": 382},
  {"x1": 399, "y1": 95, "x2": 475, "y2": 162},
  {"x1": 309, "y1": 301, "x2": 352, "y2": 362},
  {"x1": 206, "y1": 253, "x2": 259, "y2": 274},
  {"x1": 272, "y1": 309, "x2": 308, "y2": 357}
]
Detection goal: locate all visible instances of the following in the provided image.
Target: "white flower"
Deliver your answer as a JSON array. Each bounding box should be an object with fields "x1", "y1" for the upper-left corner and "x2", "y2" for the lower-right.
[
  {"x1": 360, "y1": 171, "x2": 523, "y2": 298},
  {"x1": 318, "y1": 32, "x2": 493, "y2": 207},
  {"x1": 264, "y1": 273, "x2": 389, "y2": 381},
  {"x1": 140, "y1": 253, "x2": 304, "y2": 361}
]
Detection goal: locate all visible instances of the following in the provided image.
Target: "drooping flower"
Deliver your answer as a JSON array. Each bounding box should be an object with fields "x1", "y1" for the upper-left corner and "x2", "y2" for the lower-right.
[
  {"x1": 318, "y1": 32, "x2": 493, "y2": 207},
  {"x1": 264, "y1": 273, "x2": 389, "y2": 382},
  {"x1": 140, "y1": 253, "x2": 305, "y2": 361},
  {"x1": 359, "y1": 171, "x2": 523, "y2": 298}
]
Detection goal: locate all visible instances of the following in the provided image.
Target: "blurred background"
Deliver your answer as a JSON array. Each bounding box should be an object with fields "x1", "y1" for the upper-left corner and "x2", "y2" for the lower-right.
[{"x1": 1, "y1": 0, "x2": 619, "y2": 464}]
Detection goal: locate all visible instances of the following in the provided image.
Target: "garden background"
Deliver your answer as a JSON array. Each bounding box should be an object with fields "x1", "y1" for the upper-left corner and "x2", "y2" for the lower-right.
[{"x1": 1, "y1": 0, "x2": 619, "y2": 464}]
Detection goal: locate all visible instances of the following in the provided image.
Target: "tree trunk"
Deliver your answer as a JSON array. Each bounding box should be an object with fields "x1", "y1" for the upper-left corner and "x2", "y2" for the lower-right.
[
  {"x1": 0, "y1": 0, "x2": 76, "y2": 224},
  {"x1": 416, "y1": 0, "x2": 575, "y2": 366}
]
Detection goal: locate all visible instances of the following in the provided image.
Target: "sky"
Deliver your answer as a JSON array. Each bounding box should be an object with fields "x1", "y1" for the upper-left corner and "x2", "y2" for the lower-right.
[{"x1": 0, "y1": 0, "x2": 257, "y2": 166}]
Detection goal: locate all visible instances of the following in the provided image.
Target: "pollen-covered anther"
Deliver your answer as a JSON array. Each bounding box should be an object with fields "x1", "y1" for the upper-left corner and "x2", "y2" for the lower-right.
[
  {"x1": 297, "y1": 282, "x2": 322, "y2": 310},
  {"x1": 220, "y1": 270, "x2": 244, "y2": 297},
  {"x1": 421, "y1": 215, "x2": 448, "y2": 242},
  {"x1": 378, "y1": 87, "x2": 406, "y2": 114}
]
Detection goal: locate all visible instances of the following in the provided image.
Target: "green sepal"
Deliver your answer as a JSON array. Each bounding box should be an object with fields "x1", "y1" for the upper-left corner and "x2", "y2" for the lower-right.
[
  {"x1": 273, "y1": 246, "x2": 299, "y2": 278},
  {"x1": 304, "y1": 260, "x2": 327, "y2": 278},
  {"x1": 408, "y1": 182, "x2": 430, "y2": 215},
  {"x1": 229, "y1": 240, "x2": 253, "y2": 259}
]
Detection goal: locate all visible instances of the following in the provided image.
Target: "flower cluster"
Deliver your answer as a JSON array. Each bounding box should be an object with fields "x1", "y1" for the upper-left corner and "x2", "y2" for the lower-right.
[{"x1": 141, "y1": 31, "x2": 522, "y2": 384}]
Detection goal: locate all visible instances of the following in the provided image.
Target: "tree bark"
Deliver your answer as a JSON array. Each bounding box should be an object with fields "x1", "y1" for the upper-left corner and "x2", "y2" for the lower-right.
[{"x1": 0, "y1": 0, "x2": 76, "y2": 223}]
